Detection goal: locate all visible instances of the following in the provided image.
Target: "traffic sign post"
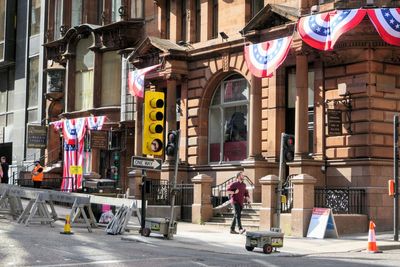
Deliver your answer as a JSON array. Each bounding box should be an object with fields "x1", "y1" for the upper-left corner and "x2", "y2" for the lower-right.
[
  {"x1": 394, "y1": 115, "x2": 399, "y2": 241},
  {"x1": 131, "y1": 156, "x2": 162, "y2": 171}
]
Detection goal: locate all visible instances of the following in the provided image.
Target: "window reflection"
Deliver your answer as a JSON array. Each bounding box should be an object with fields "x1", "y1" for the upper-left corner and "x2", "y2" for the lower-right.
[{"x1": 209, "y1": 74, "x2": 249, "y2": 163}]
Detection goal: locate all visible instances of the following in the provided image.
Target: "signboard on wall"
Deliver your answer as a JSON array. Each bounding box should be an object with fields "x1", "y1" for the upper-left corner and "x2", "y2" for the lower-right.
[
  {"x1": 327, "y1": 109, "x2": 342, "y2": 136},
  {"x1": 27, "y1": 125, "x2": 47, "y2": 149},
  {"x1": 90, "y1": 131, "x2": 108, "y2": 149}
]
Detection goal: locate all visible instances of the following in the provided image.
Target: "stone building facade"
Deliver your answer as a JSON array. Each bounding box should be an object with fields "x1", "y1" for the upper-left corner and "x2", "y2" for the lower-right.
[{"x1": 43, "y1": 0, "x2": 400, "y2": 232}]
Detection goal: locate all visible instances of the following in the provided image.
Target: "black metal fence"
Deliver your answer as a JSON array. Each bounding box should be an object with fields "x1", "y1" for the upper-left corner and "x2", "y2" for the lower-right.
[
  {"x1": 314, "y1": 187, "x2": 366, "y2": 214},
  {"x1": 146, "y1": 180, "x2": 194, "y2": 222}
]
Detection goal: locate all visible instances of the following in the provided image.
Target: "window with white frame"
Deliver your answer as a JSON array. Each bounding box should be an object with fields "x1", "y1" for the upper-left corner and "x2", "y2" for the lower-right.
[
  {"x1": 71, "y1": 0, "x2": 82, "y2": 27},
  {"x1": 101, "y1": 51, "x2": 121, "y2": 107},
  {"x1": 209, "y1": 74, "x2": 249, "y2": 163},
  {"x1": 54, "y1": 0, "x2": 63, "y2": 39},
  {"x1": 111, "y1": 0, "x2": 122, "y2": 22},
  {"x1": 75, "y1": 36, "x2": 94, "y2": 111},
  {"x1": 30, "y1": 0, "x2": 41, "y2": 36},
  {"x1": 28, "y1": 56, "x2": 39, "y2": 123},
  {"x1": 0, "y1": 0, "x2": 5, "y2": 61},
  {"x1": 130, "y1": 0, "x2": 143, "y2": 18}
]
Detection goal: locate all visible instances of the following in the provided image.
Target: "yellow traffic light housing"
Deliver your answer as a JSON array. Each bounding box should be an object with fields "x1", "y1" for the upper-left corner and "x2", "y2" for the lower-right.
[{"x1": 143, "y1": 91, "x2": 165, "y2": 156}]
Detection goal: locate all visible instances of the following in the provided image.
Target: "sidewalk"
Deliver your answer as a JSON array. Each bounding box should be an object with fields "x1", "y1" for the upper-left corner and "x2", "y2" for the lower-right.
[
  {"x1": 121, "y1": 222, "x2": 400, "y2": 256},
  {"x1": 51, "y1": 203, "x2": 400, "y2": 256}
]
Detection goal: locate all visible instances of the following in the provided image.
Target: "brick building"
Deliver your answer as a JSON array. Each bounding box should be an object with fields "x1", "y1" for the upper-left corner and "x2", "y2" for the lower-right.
[{"x1": 43, "y1": 0, "x2": 400, "y2": 233}]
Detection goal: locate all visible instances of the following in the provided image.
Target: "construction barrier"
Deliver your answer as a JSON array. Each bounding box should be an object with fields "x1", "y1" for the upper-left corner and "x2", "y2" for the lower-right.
[{"x1": 0, "y1": 184, "x2": 142, "y2": 234}]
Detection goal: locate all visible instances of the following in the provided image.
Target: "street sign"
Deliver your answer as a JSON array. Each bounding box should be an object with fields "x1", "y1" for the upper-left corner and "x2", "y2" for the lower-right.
[
  {"x1": 70, "y1": 165, "x2": 83, "y2": 175},
  {"x1": 131, "y1": 156, "x2": 162, "y2": 171}
]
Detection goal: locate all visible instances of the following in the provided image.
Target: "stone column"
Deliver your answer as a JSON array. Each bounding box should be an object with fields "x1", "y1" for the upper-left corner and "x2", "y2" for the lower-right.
[
  {"x1": 248, "y1": 74, "x2": 262, "y2": 159},
  {"x1": 128, "y1": 169, "x2": 143, "y2": 199},
  {"x1": 295, "y1": 54, "x2": 309, "y2": 159},
  {"x1": 191, "y1": 174, "x2": 213, "y2": 224},
  {"x1": 313, "y1": 60, "x2": 324, "y2": 160},
  {"x1": 259, "y1": 175, "x2": 279, "y2": 230},
  {"x1": 291, "y1": 174, "x2": 316, "y2": 237}
]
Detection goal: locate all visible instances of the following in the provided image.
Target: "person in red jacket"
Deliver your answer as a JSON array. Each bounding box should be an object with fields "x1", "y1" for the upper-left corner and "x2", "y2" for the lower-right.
[
  {"x1": 227, "y1": 171, "x2": 250, "y2": 234},
  {"x1": 31, "y1": 161, "x2": 44, "y2": 188}
]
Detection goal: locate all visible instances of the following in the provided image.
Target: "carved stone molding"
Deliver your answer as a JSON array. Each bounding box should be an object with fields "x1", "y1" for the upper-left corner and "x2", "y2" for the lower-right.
[{"x1": 222, "y1": 52, "x2": 230, "y2": 72}]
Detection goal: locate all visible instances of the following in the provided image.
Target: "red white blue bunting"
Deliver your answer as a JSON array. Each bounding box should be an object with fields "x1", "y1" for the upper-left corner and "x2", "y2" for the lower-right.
[
  {"x1": 298, "y1": 9, "x2": 366, "y2": 51},
  {"x1": 50, "y1": 116, "x2": 106, "y2": 192},
  {"x1": 367, "y1": 8, "x2": 400, "y2": 47},
  {"x1": 244, "y1": 36, "x2": 293, "y2": 78}
]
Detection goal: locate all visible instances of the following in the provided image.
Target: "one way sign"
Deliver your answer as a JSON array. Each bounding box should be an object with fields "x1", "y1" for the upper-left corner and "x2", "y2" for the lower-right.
[{"x1": 131, "y1": 156, "x2": 162, "y2": 171}]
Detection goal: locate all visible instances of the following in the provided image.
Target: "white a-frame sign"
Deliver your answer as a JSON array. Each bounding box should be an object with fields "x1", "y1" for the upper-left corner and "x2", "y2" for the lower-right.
[{"x1": 306, "y1": 208, "x2": 339, "y2": 239}]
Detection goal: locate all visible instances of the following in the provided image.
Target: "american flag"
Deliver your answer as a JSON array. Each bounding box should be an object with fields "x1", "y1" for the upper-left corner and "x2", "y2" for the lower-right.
[
  {"x1": 298, "y1": 9, "x2": 366, "y2": 51},
  {"x1": 128, "y1": 64, "x2": 161, "y2": 98},
  {"x1": 367, "y1": 8, "x2": 400, "y2": 47}
]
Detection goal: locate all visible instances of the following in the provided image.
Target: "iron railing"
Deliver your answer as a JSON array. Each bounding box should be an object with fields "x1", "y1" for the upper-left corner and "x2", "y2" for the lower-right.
[
  {"x1": 211, "y1": 175, "x2": 254, "y2": 207},
  {"x1": 145, "y1": 180, "x2": 194, "y2": 221},
  {"x1": 314, "y1": 187, "x2": 366, "y2": 214},
  {"x1": 11, "y1": 147, "x2": 61, "y2": 185},
  {"x1": 281, "y1": 174, "x2": 295, "y2": 213}
]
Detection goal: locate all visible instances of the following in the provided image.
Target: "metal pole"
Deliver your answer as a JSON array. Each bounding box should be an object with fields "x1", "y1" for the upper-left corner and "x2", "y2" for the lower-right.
[
  {"x1": 394, "y1": 115, "x2": 399, "y2": 241},
  {"x1": 168, "y1": 130, "x2": 180, "y2": 239},
  {"x1": 141, "y1": 169, "x2": 147, "y2": 234},
  {"x1": 276, "y1": 133, "x2": 285, "y2": 230}
]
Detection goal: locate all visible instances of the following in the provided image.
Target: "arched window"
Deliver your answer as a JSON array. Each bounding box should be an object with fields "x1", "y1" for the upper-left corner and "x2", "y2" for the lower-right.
[
  {"x1": 209, "y1": 74, "x2": 249, "y2": 163},
  {"x1": 75, "y1": 35, "x2": 94, "y2": 111}
]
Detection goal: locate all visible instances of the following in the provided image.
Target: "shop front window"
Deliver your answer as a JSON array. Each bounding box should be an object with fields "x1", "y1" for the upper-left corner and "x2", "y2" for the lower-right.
[{"x1": 209, "y1": 74, "x2": 249, "y2": 163}]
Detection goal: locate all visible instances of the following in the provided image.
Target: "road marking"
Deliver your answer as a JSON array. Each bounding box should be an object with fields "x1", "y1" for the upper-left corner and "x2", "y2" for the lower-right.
[
  {"x1": 252, "y1": 259, "x2": 280, "y2": 266},
  {"x1": 28, "y1": 257, "x2": 183, "y2": 267}
]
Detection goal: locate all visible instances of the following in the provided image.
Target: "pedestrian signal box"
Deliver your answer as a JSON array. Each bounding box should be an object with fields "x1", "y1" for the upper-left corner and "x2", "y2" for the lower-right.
[
  {"x1": 165, "y1": 130, "x2": 179, "y2": 157},
  {"x1": 389, "y1": 179, "x2": 395, "y2": 196},
  {"x1": 143, "y1": 91, "x2": 165, "y2": 156},
  {"x1": 282, "y1": 134, "x2": 295, "y2": 162}
]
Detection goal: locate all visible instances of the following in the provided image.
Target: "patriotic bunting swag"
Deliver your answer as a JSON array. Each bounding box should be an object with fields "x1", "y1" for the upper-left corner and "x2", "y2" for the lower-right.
[
  {"x1": 128, "y1": 64, "x2": 161, "y2": 98},
  {"x1": 50, "y1": 116, "x2": 105, "y2": 192},
  {"x1": 298, "y1": 9, "x2": 366, "y2": 51},
  {"x1": 244, "y1": 36, "x2": 293, "y2": 78},
  {"x1": 367, "y1": 8, "x2": 400, "y2": 47}
]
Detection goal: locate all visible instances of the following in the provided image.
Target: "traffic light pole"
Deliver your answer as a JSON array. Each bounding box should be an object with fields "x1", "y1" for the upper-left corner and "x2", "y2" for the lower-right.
[
  {"x1": 167, "y1": 130, "x2": 180, "y2": 239},
  {"x1": 394, "y1": 115, "x2": 399, "y2": 241},
  {"x1": 141, "y1": 169, "x2": 147, "y2": 234},
  {"x1": 276, "y1": 133, "x2": 286, "y2": 230}
]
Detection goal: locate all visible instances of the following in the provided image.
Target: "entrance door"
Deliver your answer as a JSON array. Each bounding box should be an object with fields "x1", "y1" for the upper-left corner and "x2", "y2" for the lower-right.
[{"x1": 0, "y1": 142, "x2": 12, "y2": 164}]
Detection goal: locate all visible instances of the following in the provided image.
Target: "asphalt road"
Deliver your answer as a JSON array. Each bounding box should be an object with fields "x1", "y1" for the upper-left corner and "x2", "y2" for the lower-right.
[{"x1": 0, "y1": 217, "x2": 399, "y2": 267}]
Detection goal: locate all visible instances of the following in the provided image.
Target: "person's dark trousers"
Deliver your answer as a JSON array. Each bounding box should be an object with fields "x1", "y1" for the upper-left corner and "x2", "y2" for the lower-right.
[
  {"x1": 1, "y1": 177, "x2": 8, "y2": 184},
  {"x1": 231, "y1": 203, "x2": 243, "y2": 231},
  {"x1": 33, "y1": 181, "x2": 41, "y2": 188}
]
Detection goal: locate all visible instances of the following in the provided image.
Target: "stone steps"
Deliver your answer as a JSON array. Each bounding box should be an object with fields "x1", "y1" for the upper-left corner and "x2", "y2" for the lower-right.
[{"x1": 207, "y1": 203, "x2": 261, "y2": 230}]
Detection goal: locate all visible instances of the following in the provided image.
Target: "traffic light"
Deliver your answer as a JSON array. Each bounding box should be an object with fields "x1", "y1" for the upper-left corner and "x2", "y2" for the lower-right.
[
  {"x1": 165, "y1": 130, "x2": 179, "y2": 157},
  {"x1": 282, "y1": 133, "x2": 295, "y2": 162},
  {"x1": 143, "y1": 91, "x2": 165, "y2": 156}
]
